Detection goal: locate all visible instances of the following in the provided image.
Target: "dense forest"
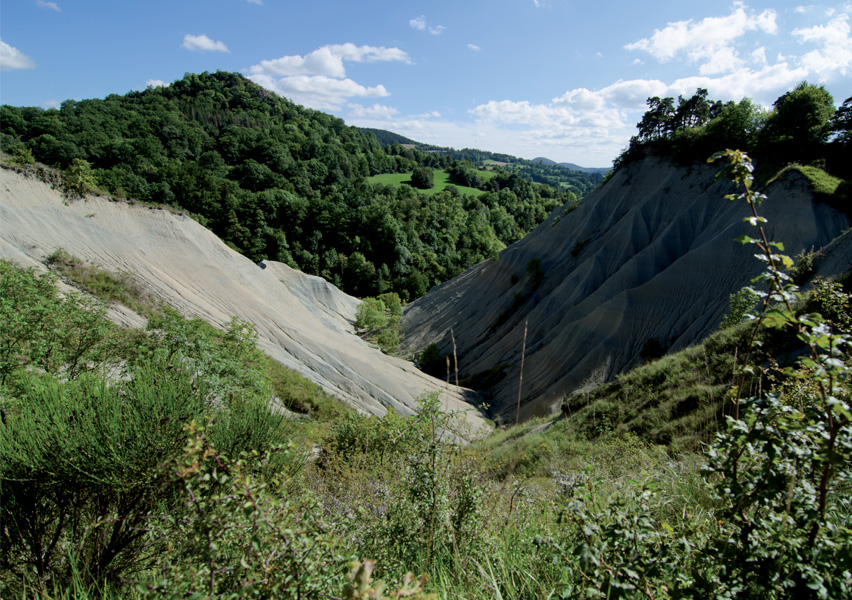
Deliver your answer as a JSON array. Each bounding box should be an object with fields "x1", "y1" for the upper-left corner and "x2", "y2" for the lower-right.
[{"x1": 0, "y1": 71, "x2": 576, "y2": 301}]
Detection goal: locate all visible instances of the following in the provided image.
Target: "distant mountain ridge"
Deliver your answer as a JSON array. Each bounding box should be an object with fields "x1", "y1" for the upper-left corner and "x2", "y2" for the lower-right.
[
  {"x1": 360, "y1": 127, "x2": 606, "y2": 197},
  {"x1": 532, "y1": 157, "x2": 610, "y2": 174}
]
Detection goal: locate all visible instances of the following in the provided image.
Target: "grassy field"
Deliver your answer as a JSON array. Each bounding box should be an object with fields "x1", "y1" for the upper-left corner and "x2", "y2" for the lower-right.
[{"x1": 368, "y1": 169, "x2": 496, "y2": 197}]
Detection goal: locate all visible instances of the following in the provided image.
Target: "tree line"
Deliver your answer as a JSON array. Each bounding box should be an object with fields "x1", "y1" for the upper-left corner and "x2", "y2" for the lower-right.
[{"x1": 617, "y1": 83, "x2": 851, "y2": 183}]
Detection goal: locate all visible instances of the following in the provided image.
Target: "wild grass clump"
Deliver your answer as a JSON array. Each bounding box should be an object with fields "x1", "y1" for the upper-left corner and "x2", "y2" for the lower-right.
[{"x1": 46, "y1": 248, "x2": 165, "y2": 319}]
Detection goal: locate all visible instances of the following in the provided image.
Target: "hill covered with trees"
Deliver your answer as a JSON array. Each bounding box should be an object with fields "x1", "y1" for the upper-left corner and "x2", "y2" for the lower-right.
[{"x1": 0, "y1": 71, "x2": 576, "y2": 301}]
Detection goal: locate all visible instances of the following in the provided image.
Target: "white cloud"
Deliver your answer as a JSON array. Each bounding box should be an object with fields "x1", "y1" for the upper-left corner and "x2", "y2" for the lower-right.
[
  {"x1": 249, "y1": 44, "x2": 411, "y2": 78},
  {"x1": 410, "y1": 15, "x2": 445, "y2": 35},
  {"x1": 0, "y1": 40, "x2": 36, "y2": 71},
  {"x1": 463, "y1": 54, "x2": 813, "y2": 167},
  {"x1": 249, "y1": 73, "x2": 389, "y2": 110},
  {"x1": 625, "y1": 5, "x2": 778, "y2": 75},
  {"x1": 36, "y1": 0, "x2": 61, "y2": 11},
  {"x1": 146, "y1": 79, "x2": 166, "y2": 88},
  {"x1": 793, "y1": 14, "x2": 852, "y2": 76},
  {"x1": 751, "y1": 46, "x2": 768, "y2": 65},
  {"x1": 181, "y1": 34, "x2": 230, "y2": 53},
  {"x1": 699, "y1": 46, "x2": 743, "y2": 75},
  {"x1": 246, "y1": 0, "x2": 263, "y2": 4},
  {"x1": 247, "y1": 44, "x2": 411, "y2": 110},
  {"x1": 468, "y1": 43, "x2": 481, "y2": 52},
  {"x1": 40, "y1": 99, "x2": 60, "y2": 109},
  {"x1": 347, "y1": 103, "x2": 400, "y2": 119}
]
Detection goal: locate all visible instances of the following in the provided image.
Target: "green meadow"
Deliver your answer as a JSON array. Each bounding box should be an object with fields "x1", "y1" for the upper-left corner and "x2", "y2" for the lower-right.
[{"x1": 368, "y1": 168, "x2": 497, "y2": 196}]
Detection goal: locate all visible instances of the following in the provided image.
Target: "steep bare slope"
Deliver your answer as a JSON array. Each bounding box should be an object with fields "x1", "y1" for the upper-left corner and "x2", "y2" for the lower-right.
[
  {"x1": 401, "y1": 156, "x2": 849, "y2": 422},
  {"x1": 0, "y1": 166, "x2": 487, "y2": 429}
]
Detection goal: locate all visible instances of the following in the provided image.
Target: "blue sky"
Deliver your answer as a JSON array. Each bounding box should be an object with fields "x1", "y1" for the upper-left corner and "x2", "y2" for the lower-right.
[{"x1": 1, "y1": 1, "x2": 850, "y2": 167}]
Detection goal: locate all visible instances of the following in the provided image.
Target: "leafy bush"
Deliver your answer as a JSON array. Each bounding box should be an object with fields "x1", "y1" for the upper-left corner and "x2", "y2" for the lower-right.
[
  {"x1": 356, "y1": 298, "x2": 388, "y2": 330},
  {"x1": 526, "y1": 257, "x2": 544, "y2": 288},
  {"x1": 720, "y1": 285, "x2": 761, "y2": 329},
  {"x1": 137, "y1": 423, "x2": 333, "y2": 599},
  {"x1": 355, "y1": 296, "x2": 401, "y2": 354},
  {"x1": 0, "y1": 356, "x2": 290, "y2": 590},
  {"x1": 0, "y1": 261, "x2": 115, "y2": 390}
]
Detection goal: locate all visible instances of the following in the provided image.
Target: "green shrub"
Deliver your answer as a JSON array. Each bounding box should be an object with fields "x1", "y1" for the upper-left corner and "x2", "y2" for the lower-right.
[
  {"x1": 11, "y1": 145, "x2": 35, "y2": 166},
  {"x1": 0, "y1": 261, "x2": 115, "y2": 389},
  {"x1": 526, "y1": 257, "x2": 544, "y2": 288},
  {"x1": 355, "y1": 297, "x2": 388, "y2": 330},
  {"x1": 137, "y1": 423, "x2": 335, "y2": 599},
  {"x1": 720, "y1": 285, "x2": 761, "y2": 328}
]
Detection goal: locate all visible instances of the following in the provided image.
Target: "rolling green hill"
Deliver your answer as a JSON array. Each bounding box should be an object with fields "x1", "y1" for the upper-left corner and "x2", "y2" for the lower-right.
[{"x1": 359, "y1": 128, "x2": 607, "y2": 197}]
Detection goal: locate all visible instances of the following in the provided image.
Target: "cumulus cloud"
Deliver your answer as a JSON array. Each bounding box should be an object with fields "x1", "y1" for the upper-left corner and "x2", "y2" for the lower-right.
[
  {"x1": 347, "y1": 103, "x2": 400, "y2": 119},
  {"x1": 146, "y1": 79, "x2": 167, "y2": 88},
  {"x1": 249, "y1": 73, "x2": 390, "y2": 111},
  {"x1": 751, "y1": 46, "x2": 768, "y2": 65},
  {"x1": 36, "y1": 0, "x2": 61, "y2": 11},
  {"x1": 410, "y1": 16, "x2": 426, "y2": 30},
  {"x1": 468, "y1": 43, "x2": 481, "y2": 52},
  {"x1": 181, "y1": 34, "x2": 230, "y2": 53},
  {"x1": 249, "y1": 44, "x2": 411, "y2": 79},
  {"x1": 40, "y1": 99, "x2": 60, "y2": 109},
  {"x1": 247, "y1": 43, "x2": 410, "y2": 110},
  {"x1": 625, "y1": 5, "x2": 777, "y2": 75},
  {"x1": 793, "y1": 14, "x2": 852, "y2": 76},
  {"x1": 410, "y1": 15, "x2": 445, "y2": 35},
  {"x1": 0, "y1": 40, "x2": 36, "y2": 71},
  {"x1": 464, "y1": 49, "x2": 815, "y2": 168}
]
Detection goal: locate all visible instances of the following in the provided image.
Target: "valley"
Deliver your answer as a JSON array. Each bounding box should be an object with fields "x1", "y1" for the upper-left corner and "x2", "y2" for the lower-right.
[{"x1": 1, "y1": 74, "x2": 851, "y2": 598}]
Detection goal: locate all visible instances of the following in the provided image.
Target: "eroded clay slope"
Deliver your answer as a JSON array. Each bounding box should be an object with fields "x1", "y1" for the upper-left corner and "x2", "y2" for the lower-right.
[
  {"x1": 401, "y1": 156, "x2": 849, "y2": 422},
  {"x1": 0, "y1": 166, "x2": 487, "y2": 430}
]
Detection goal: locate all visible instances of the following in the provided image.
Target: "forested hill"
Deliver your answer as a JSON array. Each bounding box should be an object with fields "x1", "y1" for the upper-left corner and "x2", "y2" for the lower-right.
[
  {"x1": 0, "y1": 71, "x2": 575, "y2": 301},
  {"x1": 358, "y1": 127, "x2": 418, "y2": 147}
]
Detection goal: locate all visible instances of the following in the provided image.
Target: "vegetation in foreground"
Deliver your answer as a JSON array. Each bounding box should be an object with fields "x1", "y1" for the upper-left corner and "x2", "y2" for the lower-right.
[{"x1": 2, "y1": 150, "x2": 850, "y2": 599}]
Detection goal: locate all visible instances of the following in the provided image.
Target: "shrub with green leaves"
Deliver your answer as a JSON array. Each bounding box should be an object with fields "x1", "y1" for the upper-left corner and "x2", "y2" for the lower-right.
[
  {"x1": 137, "y1": 423, "x2": 334, "y2": 599},
  {"x1": 354, "y1": 394, "x2": 487, "y2": 582},
  {"x1": 0, "y1": 358, "x2": 289, "y2": 593},
  {"x1": 355, "y1": 297, "x2": 388, "y2": 330},
  {"x1": 720, "y1": 285, "x2": 761, "y2": 329},
  {"x1": 355, "y1": 295, "x2": 402, "y2": 354},
  {"x1": 0, "y1": 261, "x2": 115, "y2": 391}
]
